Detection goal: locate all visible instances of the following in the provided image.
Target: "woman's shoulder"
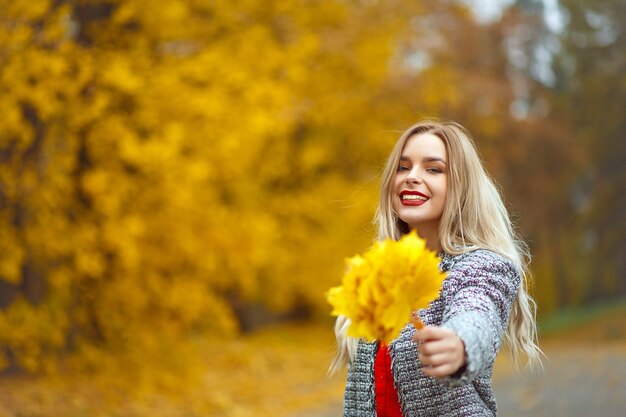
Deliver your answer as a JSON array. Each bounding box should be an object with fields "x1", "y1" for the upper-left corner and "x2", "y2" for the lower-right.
[{"x1": 440, "y1": 248, "x2": 518, "y2": 277}]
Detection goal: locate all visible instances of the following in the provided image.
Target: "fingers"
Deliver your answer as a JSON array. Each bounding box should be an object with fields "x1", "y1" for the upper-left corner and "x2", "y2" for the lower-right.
[
  {"x1": 421, "y1": 362, "x2": 460, "y2": 378},
  {"x1": 413, "y1": 326, "x2": 454, "y2": 342},
  {"x1": 418, "y1": 343, "x2": 459, "y2": 368},
  {"x1": 412, "y1": 326, "x2": 466, "y2": 378},
  {"x1": 419, "y1": 352, "x2": 450, "y2": 367},
  {"x1": 418, "y1": 339, "x2": 456, "y2": 356}
]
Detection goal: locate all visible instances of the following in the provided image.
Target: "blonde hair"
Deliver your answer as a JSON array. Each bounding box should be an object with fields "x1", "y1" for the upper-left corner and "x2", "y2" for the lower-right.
[{"x1": 330, "y1": 120, "x2": 541, "y2": 374}]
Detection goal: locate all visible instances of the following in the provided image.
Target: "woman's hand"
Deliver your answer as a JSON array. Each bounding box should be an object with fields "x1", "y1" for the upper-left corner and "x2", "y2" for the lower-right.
[{"x1": 412, "y1": 326, "x2": 466, "y2": 378}]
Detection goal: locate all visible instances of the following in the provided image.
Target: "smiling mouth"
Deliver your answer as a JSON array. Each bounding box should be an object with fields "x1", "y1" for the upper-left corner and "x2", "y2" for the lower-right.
[
  {"x1": 400, "y1": 191, "x2": 429, "y2": 206},
  {"x1": 401, "y1": 194, "x2": 428, "y2": 201}
]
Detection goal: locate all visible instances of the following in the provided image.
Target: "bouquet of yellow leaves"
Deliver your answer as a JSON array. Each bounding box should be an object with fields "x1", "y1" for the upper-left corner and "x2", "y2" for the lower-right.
[{"x1": 326, "y1": 231, "x2": 446, "y2": 344}]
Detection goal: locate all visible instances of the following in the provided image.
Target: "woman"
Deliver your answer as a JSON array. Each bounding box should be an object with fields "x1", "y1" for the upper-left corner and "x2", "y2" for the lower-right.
[{"x1": 331, "y1": 120, "x2": 541, "y2": 417}]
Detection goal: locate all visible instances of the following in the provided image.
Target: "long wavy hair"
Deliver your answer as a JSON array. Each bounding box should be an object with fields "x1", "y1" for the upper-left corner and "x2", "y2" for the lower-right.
[{"x1": 330, "y1": 120, "x2": 541, "y2": 374}]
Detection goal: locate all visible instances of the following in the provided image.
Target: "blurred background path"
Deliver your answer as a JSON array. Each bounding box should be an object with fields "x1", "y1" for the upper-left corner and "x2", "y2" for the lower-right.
[
  {"x1": 494, "y1": 343, "x2": 626, "y2": 417},
  {"x1": 493, "y1": 304, "x2": 626, "y2": 417}
]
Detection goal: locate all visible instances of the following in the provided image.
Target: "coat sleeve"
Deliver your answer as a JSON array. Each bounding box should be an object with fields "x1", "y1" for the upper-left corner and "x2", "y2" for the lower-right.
[{"x1": 438, "y1": 250, "x2": 521, "y2": 387}]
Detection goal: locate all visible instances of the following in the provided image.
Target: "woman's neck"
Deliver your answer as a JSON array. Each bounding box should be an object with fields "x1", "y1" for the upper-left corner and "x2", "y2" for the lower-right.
[{"x1": 412, "y1": 225, "x2": 441, "y2": 253}]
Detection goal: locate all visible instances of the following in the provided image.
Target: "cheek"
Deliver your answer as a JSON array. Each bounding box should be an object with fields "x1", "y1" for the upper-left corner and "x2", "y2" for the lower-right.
[
  {"x1": 391, "y1": 194, "x2": 401, "y2": 213},
  {"x1": 390, "y1": 178, "x2": 400, "y2": 200},
  {"x1": 437, "y1": 183, "x2": 448, "y2": 210},
  {"x1": 393, "y1": 174, "x2": 403, "y2": 189},
  {"x1": 437, "y1": 179, "x2": 448, "y2": 198}
]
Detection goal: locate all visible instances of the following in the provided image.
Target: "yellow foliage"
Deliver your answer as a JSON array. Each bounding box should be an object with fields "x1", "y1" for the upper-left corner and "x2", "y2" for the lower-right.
[
  {"x1": 0, "y1": 229, "x2": 24, "y2": 284},
  {"x1": 327, "y1": 231, "x2": 446, "y2": 343}
]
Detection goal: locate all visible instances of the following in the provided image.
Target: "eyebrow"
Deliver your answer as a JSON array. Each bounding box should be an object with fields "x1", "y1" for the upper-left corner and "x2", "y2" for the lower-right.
[{"x1": 399, "y1": 155, "x2": 448, "y2": 165}]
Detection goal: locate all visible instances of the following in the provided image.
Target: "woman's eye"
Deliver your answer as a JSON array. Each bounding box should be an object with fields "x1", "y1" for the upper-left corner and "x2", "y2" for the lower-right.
[
  {"x1": 427, "y1": 168, "x2": 443, "y2": 174},
  {"x1": 398, "y1": 165, "x2": 410, "y2": 171}
]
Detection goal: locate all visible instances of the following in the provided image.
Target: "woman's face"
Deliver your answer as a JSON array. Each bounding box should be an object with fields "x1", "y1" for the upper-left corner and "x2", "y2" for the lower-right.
[{"x1": 392, "y1": 133, "x2": 448, "y2": 234}]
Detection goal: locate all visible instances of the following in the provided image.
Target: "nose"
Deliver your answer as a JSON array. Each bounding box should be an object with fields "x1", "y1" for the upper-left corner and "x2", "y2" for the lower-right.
[{"x1": 405, "y1": 168, "x2": 423, "y2": 184}]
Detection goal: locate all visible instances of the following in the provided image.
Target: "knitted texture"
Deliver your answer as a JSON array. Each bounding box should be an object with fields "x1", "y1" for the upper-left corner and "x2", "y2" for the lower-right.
[{"x1": 343, "y1": 249, "x2": 520, "y2": 417}]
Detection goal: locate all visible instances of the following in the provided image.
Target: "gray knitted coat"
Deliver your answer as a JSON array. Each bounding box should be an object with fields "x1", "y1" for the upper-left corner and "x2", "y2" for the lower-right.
[{"x1": 343, "y1": 249, "x2": 520, "y2": 417}]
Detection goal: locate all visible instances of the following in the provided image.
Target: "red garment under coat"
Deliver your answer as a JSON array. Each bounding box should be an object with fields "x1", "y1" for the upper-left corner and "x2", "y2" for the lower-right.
[{"x1": 374, "y1": 343, "x2": 404, "y2": 417}]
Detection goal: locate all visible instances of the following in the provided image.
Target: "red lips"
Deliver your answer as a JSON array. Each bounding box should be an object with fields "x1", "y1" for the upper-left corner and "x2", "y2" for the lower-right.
[{"x1": 399, "y1": 190, "x2": 429, "y2": 206}]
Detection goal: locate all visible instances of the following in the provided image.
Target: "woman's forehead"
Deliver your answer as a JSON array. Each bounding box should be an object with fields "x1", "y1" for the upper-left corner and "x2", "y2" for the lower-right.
[{"x1": 402, "y1": 133, "x2": 447, "y2": 159}]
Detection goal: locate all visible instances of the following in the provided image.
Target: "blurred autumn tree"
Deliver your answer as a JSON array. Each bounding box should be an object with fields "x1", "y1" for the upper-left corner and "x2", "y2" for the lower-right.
[
  {"x1": 0, "y1": 0, "x2": 624, "y2": 375},
  {"x1": 550, "y1": 0, "x2": 626, "y2": 303},
  {"x1": 0, "y1": 0, "x2": 430, "y2": 372},
  {"x1": 495, "y1": 0, "x2": 626, "y2": 312}
]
